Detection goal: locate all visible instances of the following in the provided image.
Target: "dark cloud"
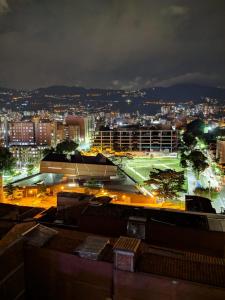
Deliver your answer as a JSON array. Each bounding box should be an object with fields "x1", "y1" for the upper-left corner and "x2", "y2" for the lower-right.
[{"x1": 0, "y1": 0, "x2": 224, "y2": 89}]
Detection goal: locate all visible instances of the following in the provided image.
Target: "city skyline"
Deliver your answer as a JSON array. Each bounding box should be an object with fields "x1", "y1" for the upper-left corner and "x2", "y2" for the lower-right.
[
  {"x1": 0, "y1": 2, "x2": 225, "y2": 299},
  {"x1": 0, "y1": 0, "x2": 225, "y2": 89}
]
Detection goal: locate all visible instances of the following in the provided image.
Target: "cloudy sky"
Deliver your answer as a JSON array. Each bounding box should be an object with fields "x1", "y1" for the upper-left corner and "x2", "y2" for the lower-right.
[{"x1": 0, "y1": 0, "x2": 224, "y2": 89}]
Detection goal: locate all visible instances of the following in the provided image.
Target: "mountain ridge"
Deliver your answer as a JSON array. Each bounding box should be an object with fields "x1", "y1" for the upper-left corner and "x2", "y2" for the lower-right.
[{"x1": 1, "y1": 83, "x2": 225, "y2": 102}]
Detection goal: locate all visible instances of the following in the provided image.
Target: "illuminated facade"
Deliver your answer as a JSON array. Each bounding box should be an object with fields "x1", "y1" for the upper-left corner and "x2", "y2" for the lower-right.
[
  {"x1": 8, "y1": 121, "x2": 35, "y2": 145},
  {"x1": 65, "y1": 115, "x2": 95, "y2": 143},
  {"x1": 93, "y1": 129, "x2": 179, "y2": 152},
  {"x1": 54, "y1": 122, "x2": 80, "y2": 145},
  {"x1": 217, "y1": 140, "x2": 225, "y2": 164},
  {"x1": 34, "y1": 120, "x2": 52, "y2": 146},
  {"x1": 8, "y1": 120, "x2": 53, "y2": 146}
]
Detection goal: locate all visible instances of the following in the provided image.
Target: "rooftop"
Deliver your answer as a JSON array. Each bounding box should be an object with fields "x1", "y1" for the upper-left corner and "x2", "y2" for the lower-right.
[
  {"x1": 42, "y1": 153, "x2": 114, "y2": 166},
  {"x1": 37, "y1": 226, "x2": 225, "y2": 288}
]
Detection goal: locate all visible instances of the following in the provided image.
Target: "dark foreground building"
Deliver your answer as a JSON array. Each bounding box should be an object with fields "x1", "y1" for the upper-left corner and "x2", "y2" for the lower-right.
[{"x1": 0, "y1": 195, "x2": 225, "y2": 300}]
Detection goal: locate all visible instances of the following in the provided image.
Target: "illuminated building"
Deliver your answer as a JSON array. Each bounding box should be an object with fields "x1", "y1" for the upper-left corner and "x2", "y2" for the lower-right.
[
  {"x1": 54, "y1": 122, "x2": 80, "y2": 145},
  {"x1": 161, "y1": 105, "x2": 172, "y2": 115},
  {"x1": 8, "y1": 121, "x2": 35, "y2": 145},
  {"x1": 34, "y1": 120, "x2": 52, "y2": 146},
  {"x1": 65, "y1": 115, "x2": 94, "y2": 143},
  {"x1": 0, "y1": 117, "x2": 7, "y2": 146},
  {"x1": 10, "y1": 145, "x2": 43, "y2": 166},
  {"x1": 93, "y1": 128, "x2": 179, "y2": 152},
  {"x1": 217, "y1": 140, "x2": 225, "y2": 164},
  {"x1": 7, "y1": 119, "x2": 54, "y2": 147}
]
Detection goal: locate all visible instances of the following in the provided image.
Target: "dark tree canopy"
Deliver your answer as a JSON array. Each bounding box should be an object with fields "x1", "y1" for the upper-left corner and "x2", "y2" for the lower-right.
[
  {"x1": 0, "y1": 147, "x2": 15, "y2": 173},
  {"x1": 42, "y1": 147, "x2": 55, "y2": 157},
  {"x1": 186, "y1": 119, "x2": 205, "y2": 138},
  {"x1": 187, "y1": 150, "x2": 209, "y2": 178},
  {"x1": 55, "y1": 140, "x2": 78, "y2": 154},
  {"x1": 145, "y1": 168, "x2": 185, "y2": 201},
  {"x1": 182, "y1": 132, "x2": 197, "y2": 149}
]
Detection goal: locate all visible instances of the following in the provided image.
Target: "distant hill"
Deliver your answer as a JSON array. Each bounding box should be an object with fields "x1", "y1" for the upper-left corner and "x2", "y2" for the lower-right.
[
  {"x1": 1, "y1": 84, "x2": 225, "y2": 102},
  {"x1": 27, "y1": 84, "x2": 225, "y2": 101},
  {"x1": 33, "y1": 85, "x2": 87, "y2": 96},
  {"x1": 142, "y1": 84, "x2": 225, "y2": 101}
]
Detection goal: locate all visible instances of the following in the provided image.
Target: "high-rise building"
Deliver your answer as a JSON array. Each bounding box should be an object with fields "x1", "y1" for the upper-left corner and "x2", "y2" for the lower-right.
[
  {"x1": 54, "y1": 122, "x2": 80, "y2": 145},
  {"x1": 34, "y1": 120, "x2": 52, "y2": 146},
  {"x1": 216, "y1": 140, "x2": 225, "y2": 164},
  {"x1": 0, "y1": 117, "x2": 7, "y2": 146},
  {"x1": 8, "y1": 121, "x2": 35, "y2": 145},
  {"x1": 65, "y1": 115, "x2": 95, "y2": 143}
]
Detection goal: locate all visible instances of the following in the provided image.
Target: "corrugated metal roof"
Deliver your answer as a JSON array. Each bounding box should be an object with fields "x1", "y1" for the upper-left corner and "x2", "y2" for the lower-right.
[
  {"x1": 138, "y1": 246, "x2": 225, "y2": 287},
  {"x1": 113, "y1": 236, "x2": 141, "y2": 253}
]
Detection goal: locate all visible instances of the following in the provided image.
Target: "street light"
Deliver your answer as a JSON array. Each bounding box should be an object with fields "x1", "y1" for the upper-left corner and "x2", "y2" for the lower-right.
[{"x1": 208, "y1": 180, "x2": 211, "y2": 199}]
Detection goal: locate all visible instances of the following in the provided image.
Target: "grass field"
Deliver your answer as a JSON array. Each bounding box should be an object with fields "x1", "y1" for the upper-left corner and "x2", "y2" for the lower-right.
[{"x1": 120, "y1": 156, "x2": 182, "y2": 184}]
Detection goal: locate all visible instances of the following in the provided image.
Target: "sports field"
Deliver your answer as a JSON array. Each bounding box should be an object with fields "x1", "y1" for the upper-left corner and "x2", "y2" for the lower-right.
[{"x1": 120, "y1": 156, "x2": 182, "y2": 184}]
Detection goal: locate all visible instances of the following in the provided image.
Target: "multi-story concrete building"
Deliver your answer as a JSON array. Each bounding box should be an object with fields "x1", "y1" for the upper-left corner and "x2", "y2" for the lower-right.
[
  {"x1": 216, "y1": 140, "x2": 225, "y2": 164},
  {"x1": 8, "y1": 121, "x2": 35, "y2": 145},
  {"x1": 93, "y1": 128, "x2": 179, "y2": 152},
  {"x1": 10, "y1": 145, "x2": 44, "y2": 166},
  {"x1": 8, "y1": 120, "x2": 54, "y2": 147},
  {"x1": 34, "y1": 120, "x2": 53, "y2": 146},
  {"x1": 53, "y1": 116, "x2": 94, "y2": 146},
  {"x1": 54, "y1": 122, "x2": 80, "y2": 145},
  {"x1": 0, "y1": 117, "x2": 7, "y2": 146},
  {"x1": 65, "y1": 115, "x2": 95, "y2": 143}
]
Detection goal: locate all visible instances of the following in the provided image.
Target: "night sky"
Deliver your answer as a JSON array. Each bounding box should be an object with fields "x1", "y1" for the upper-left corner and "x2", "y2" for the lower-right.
[{"x1": 0, "y1": 0, "x2": 225, "y2": 89}]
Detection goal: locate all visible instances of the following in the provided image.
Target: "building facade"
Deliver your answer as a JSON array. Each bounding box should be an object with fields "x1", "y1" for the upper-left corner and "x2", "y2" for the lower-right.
[
  {"x1": 34, "y1": 120, "x2": 52, "y2": 146},
  {"x1": 216, "y1": 140, "x2": 225, "y2": 164},
  {"x1": 54, "y1": 122, "x2": 80, "y2": 145},
  {"x1": 8, "y1": 121, "x2": 35, "y2": 145},
  {"x1": 93, "y1": 128, "x2": 179, "y2": 152}
]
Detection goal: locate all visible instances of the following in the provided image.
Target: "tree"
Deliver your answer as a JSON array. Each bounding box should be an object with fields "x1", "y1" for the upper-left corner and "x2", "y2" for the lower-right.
[
  {"x1": 42, "y1": 147, "x2": 55, "y2": 157},
  {"x1": 0, "y1": 147, "x2": 15, "y2": 201},
  {"x1": 180, "y1": 152, "x2": 188, "y2": 169},
  {"x1": 182, "y1": 132, "x2": 197, "y2": 149},
  {"x1": 194, "y1": 187, "x2": 218, "y2": 200},
  {"x1": 55, "y1": 140, "x2": 78, "y2": 154},
  {"x1": 187, "y1": 150, "x2": 209, "y2": 179},
  {"x1": 186, "y1": 119, "x2": 205, "y2": 138},
  {"x1": 145, "y1": 168, "x2": 185, "y2": 201},
  {"x1": 26, "y1": 163, "x2": 35, "y2": 176},
  {"x1": 5, "y1": 184, "x2": 17, "y2": 200},
  {"x1": 180, "y1": 119, "x2": 206, "y2": 153}
]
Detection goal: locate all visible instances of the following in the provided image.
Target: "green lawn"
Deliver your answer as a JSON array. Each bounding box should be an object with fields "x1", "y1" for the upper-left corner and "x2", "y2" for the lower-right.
[{"x1": 120, "y1": 156, "x2": 182, "y2": 184}]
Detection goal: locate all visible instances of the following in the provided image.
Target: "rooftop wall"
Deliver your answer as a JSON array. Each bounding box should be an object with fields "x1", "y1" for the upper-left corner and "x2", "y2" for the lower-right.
[
  {"x1": 24, "y1": 247, "x2": 113, "y2": 300},
  {"x1": 0, "y1": 238, "x2": 25, "y2": 300},
  {"x1": 40, "y1": 161, "x2": 117, "y2": 177},
  {"x1": 114, "y1": 270, "x2": 225, "y2": 300},
  {"x1": 24, "y1": 245, "x2": 225, "y2": 300}
]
